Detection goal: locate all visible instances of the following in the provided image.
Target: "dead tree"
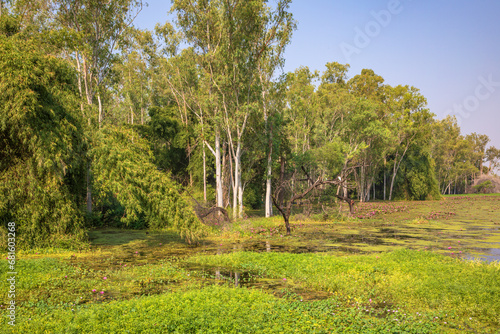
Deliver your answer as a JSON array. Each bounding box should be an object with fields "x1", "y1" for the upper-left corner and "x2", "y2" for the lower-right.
[
  {"x1": 272, "y1": 176, "x2": 325, "y2": 235},
  {"x1": 272, "y1": 168, "x2": 349, "y2": 235}
]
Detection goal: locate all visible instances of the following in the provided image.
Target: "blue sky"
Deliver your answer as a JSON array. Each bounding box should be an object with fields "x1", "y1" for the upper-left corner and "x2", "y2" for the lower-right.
[{"x1": 134, "y1": 0, "x2": 500, "y2": 150}]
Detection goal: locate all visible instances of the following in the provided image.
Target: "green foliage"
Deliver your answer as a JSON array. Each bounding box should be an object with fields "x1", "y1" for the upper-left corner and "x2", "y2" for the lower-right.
[
  {"x1": 399, "y1": 146, "x2": 441, "y2": 200},
  {"x1": 0, "y1": 13, "x2": 20, "y2": 37},
  {"x1": 91, "y1": 127, "x2": 205, "y2": 243},
  {"x1": 189, "y1": 249, "x2": 500, "y2": 329},
  {"x1": 147, "y1": 105, "x2": 190, "y2": 176},
  {"x1": 11, "y1": 285, "x2": 442, "y2": 333},
  {"x1": 0, "y1": 30, "x2": 87, "y2": 249},
  {"x1": 473, "y1": 180, "x2": 494, "y2": 194}
]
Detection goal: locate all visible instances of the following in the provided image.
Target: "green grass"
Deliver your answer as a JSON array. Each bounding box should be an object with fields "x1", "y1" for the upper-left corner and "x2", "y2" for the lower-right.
[
  {"x1": 186, "y1": 249, "x2": 500, "y2": 331},
  {"x1": 1, "y1": 195, "x2": 500, "y2": 333},
  {"x1": 8, "y1": 285, "x2": 442, "y2": 333}
]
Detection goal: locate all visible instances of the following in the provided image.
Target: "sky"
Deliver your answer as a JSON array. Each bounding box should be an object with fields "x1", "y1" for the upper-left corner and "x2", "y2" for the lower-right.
[{"x1": 134, "y1": 0, "x2": 500, "y2": 150}]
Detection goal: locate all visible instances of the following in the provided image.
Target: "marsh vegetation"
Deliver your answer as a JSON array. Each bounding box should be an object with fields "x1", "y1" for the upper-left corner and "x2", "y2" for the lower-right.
[{"x1": 1, "y1": 195, "x2": 499, "y2": 333}]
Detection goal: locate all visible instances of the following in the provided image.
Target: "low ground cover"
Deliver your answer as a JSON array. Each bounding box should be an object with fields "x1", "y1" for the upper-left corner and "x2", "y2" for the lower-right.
[{"x1": 1, "y1": 194, "x2": 499, "y2": 333}]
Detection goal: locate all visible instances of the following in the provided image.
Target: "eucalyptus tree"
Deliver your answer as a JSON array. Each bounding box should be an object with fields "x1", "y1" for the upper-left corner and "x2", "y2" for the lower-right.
[
  {"x1": 313, "y1": 62, "x2": 355, "y2": 197},
  {"x1": 114, "y1": 27, "x2": 155, "y2": 126},
  {"x1": 283, "y1": 66, "x2": 319, "y2": 155},
  {"x1": 170, "y1": 0, "x2": 294, "y2": 218},
  {"x1": 54, "y1": 0, "x2": 144, "y2": 127},
  {"x1": 53, "y1": 0, "x2": 143, "y2": 214},
  {"x1": 257, "y1": 5, "x2": 296, "y2": 217},
  {"x1": 466, "y1": 132, "x2": 490, "y2": 177},
  {"x1": 431, "y1": 116, "x2": 474, "y2": 194},
  {"x1": 347, "y1": 69, "x2": 388, "y2": 201},
  {"x1": 384, "y1": 84, "x2": 433, "y2": 200},
  {"x1": 314, "y1": 62, "x2": 352, "y2": 149},
  {"x1": 486, "y1": 146, "x2": 500, "y2": 174}
]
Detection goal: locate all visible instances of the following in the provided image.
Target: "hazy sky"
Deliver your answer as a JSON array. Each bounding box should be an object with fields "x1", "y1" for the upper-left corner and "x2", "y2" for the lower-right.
[{"x1": 134, "y1": 0, "x2": 500, "y2": 150}]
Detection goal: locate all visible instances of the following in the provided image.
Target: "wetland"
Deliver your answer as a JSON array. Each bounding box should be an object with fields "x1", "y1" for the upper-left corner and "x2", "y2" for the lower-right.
[{"x1": 1, "y1": 194, "x2": 499, "y2": 333}]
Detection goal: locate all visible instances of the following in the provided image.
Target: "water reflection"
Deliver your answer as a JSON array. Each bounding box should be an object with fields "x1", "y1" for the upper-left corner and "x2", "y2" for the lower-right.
[
  {"x1": 465, "y1": 248, "x2": 500, "y2": 263},
  {"x1": 211, "y1": 268, "x2": 247, "y2": 287}
]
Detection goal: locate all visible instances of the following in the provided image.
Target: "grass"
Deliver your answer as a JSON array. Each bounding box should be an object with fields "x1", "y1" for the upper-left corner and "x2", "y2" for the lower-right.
[
  {"x1": 6, "y1": 286, "x2": 443, "y2": 334},
  {"x1": 1, "y1": 194, "x2": 499, "y2": 333},
  {"x1": 186, "y1": 249, "x2": 500, "y2": 331}
]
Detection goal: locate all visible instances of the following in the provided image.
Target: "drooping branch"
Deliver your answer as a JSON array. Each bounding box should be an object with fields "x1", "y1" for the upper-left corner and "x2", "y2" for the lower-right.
[{"x1": 188, "y1": 191, "x2": 231, "y2": 226}]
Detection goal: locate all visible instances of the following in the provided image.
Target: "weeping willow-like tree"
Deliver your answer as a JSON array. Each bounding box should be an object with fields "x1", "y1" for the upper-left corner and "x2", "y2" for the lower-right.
[
  {"x1": 0, "y1": 19, "x2": 88, "y2": 249},
  {"x1": 91, "y1": 127, "x2": 206, "y2": 243}
]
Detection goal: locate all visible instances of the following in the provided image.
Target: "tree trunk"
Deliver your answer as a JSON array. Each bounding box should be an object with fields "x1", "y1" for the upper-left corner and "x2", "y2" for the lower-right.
[
  {"x1": 75, "y1": 52, "x2": 85, "y2": 114},
  {"x1": 233, "y1": 142, "x2": 243, "y2": 218},
  {"x1": 284, "y1": 216, "x2": 291, "y2": 235},
  {"x1": 335, "y1": 194, "x2": 355, "y2": 215},
  {"x1": 389, "y1": 170, "x2": 397, "y2": 201},
  {"x1": 97, "y1": 93, "x2": 103, "y2": 128},
  {"x1": 86, "y1": 163, "x2": 92, "y2": 214},
  {"x1": 141, "y1": 93, "x2": 144, "y2": 125},
  {"x1": 265, "y1": 159, "x2": 273, "y2": 217},
  {"x1": 279, "y1": 155, "x2": 285, "y2": 207},
  {"x1": 383, "y1": 169, "x2": 386, "y2": 200},
  {"x1": 215, "y1": 132, "x2": 223, "y2": 208},
  {"x1": 203, "y1": 142, "x2": 207, "y2": 202}
]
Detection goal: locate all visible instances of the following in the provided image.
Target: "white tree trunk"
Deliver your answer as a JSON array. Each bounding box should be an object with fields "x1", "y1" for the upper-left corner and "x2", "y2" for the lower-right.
[
  {"x1": 203, "y1": 142, "x2": 207, "y2": 202},
  {"x1": 233, "y1": 143, "x2": 241, "y2": 218},
  {"x1": 265, "y1": 159, "x2": 273, "y2": 217},
  {"x1": 98, "y1": 93, "x2": 103, "y2": 128},
  {"x1": 215, "y1": 132, "x2": 223, "y2": 208}
]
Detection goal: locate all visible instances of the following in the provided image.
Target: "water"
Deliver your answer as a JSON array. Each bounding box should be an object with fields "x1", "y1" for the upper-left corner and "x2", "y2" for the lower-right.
[{"x1": 465, "y1": 248, "x2": 500, "y2": 263}]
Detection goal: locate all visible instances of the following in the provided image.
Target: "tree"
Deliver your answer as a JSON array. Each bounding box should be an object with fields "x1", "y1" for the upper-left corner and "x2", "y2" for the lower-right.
[
  {"x1": 384, "y1": 85, "x2": 433, "y2": 200},
  {"x1": 257, "y1": 8, "x2": 296, "y2": 217},
  {"x1": 345, "y1": 69, "x2": 388, "y2": 202},
  {"x1": 0, "y1": 26, "x2": 87, "y2": 248},
  {"x1": 272, "y1": 167, "x2": 342, "y2": 235},
  {"x1": 114, "y1": 27, "x2": 155, "y2": 126},
  {"x1": 91, "y1": 127, "x2": 205, "y2": 243},
  {"x1": 55, "y1": 0, "x2": 144, "y2": 126},
  {"x1": 431, "y1": 116, "x2": 475, "y2": 194},
  {"x1": 466, "y1": 133, "x2": 490, "y2": 178},
  {"x1": 54, "y1": 0, "x2": 143, "y2": 215},
  {"x1": 485, "y1": 146, "x2": 500, "y2": 175},
  {"x1": 283, "y1": 66, "x2": 319, "y2": 155},
  {"x1": 170, "y1": 0, "x2": 295, "y2": 218}
]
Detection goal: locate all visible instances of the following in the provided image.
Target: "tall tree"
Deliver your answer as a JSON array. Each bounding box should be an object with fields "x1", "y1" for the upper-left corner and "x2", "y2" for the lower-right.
[
  {"x1": 54, "y1": 0, "x2": 143, "y2": 214},
  {"x1": 384, "y1": 85, "x2": 432, "y2": 200},
  {"x1": 486, "y1": 146, "x2": 500, "y2": 174},
  {"x1": 466, "y1": 133, "x2": 490, "y2": 177},
  {"x1": 170, "y1": 0, "x2": 295, "y2": 218}
]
